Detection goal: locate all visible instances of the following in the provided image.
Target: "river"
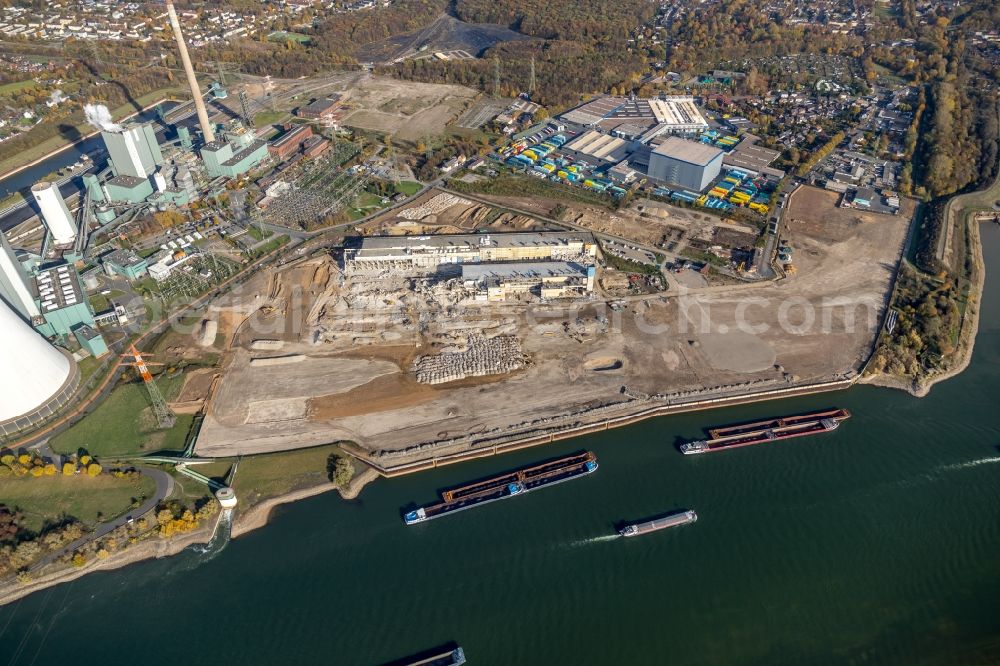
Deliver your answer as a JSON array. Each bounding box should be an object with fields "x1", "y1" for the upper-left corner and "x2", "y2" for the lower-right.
[{"x1": 2, "y1": 225, "x2": 999, "y2": 665}]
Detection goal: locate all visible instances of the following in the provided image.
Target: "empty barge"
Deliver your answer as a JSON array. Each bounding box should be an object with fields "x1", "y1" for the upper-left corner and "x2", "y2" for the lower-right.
[
  {"x1": 404, "y1": 451, "x2": 598, "y2": 525},
  {"x1": 619, "y1": 510, "x2": 697, "y2": 537},
  {"x1": 680, "y1": 408, "x2": 850, "y2": 455}
]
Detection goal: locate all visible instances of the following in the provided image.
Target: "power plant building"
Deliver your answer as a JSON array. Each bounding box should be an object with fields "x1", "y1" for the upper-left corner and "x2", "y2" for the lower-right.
[
  {"x1": 268, "y1": 125, "x2": 314, "y2": 160},
  {"x1": 105, "y1": 174, "x2": 155, "y2": 204},
  {"x1": 0, "y1": 299, "x2": 79, "y2": 437},
  {"x1": 0, "y1": 232, "x2": 40, "y2": 320},
  {"x1": 647, "y1": 137, "x2": 724, "y2": 192},
  {"x1": 30, "y1": 182, "x2": 77, "y2": 247},
  {"x1": 102, "y1": 248, "x2": 149, "y2": 281},
  {"x1": 73, "y1": 324, "x2": 109, "y2": 359},
  {"x1": 33, "y1": 263, "x2": 95, "y2": 337},
  {"x1": 201, "y1": 135, "x2": 269, "y2": 179},
  {"x1": 102, "y1": 123, "x2": 163, "y2": 179},
  {"x1": 296, "y1": 96, "x2": 342, "y2": 120}
]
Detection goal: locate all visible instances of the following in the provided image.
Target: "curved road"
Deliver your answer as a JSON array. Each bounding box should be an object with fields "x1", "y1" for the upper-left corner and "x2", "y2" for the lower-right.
[{"x1": 31, "y1": 466, "x2": 174, "y2": 571}]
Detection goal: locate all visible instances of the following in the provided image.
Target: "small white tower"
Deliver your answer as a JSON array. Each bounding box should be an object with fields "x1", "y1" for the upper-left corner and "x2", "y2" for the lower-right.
[
  {"x1": 215, "y1": 487, "x2": 238, "y2": 509},
  {"x1": 31, "y1": 182, "x2": 77, "y2": 247}
]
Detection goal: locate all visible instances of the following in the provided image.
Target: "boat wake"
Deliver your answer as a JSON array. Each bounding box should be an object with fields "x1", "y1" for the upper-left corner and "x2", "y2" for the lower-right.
[
  {"x1": 568, "y1": 535, "x2": 620, "y2": 547},
  {"x1": 937, "y1": 456, "x2": 1000, "y2": 473}
]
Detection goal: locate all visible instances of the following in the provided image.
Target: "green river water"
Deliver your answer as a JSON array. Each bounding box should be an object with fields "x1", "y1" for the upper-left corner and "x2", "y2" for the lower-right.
[{"x1": 2, "y1": 225, "x2": 999, "y2": 665}]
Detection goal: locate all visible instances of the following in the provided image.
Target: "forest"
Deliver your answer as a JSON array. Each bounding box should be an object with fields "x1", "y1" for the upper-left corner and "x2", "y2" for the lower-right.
[
  {"x1": 385, "y1": 0, "x2": 654, "y2": 108},
  {"x1": 391, "y1": 40, "x2": 648, "y2": 108},
  {"x1": 452, "y1": 0, "x2": 654, "y2": 44}
]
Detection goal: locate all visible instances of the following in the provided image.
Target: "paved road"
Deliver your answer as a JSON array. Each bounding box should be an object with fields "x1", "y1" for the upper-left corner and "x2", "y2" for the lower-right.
[{"x1": 31, "y1": 466, "x2": 174, "y2": 571}]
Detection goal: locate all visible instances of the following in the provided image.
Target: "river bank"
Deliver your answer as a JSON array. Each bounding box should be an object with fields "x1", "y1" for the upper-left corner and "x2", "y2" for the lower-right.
[
  {"x1": 0, "y1": 522, "x2": 213, "y2": 607},
  {"x1": 859, "y1": 213, "x2": 988, "y2": 397},
  {"x1": 0, "y1": 467, "x2": 382, "y2": 606},
  {"x1": 231, "y1": 466, "x2": 379, "y2": 538}
]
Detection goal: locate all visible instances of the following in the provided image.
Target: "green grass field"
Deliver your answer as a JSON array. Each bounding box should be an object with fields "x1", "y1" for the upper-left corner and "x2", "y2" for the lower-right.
[
  {"x1": 397, "y1": 181, "x2": 422, "y2": 196},
  {"x1": 0, "y1": 80, "x2": 38, "y2": 96},
  {"x1": 234, "y1": 444, "x2": 346, "y2": 507},
  {"x1": 246, "y1": 226, "x2": 273, "y2": 242},
  {"x1": 89, "y1": 293, "x2": 110, "y2": 313},
  {"x1": 5, "y1": 473, "x2": 156, "y2": 532},
  {"x1": 250, "y1": 234, "x2": 290, "y2": 258},
  {"x1": 254, "y1": 111, "x2": 288, "y2": 127},
  {"x1": 268, "y1": 31, "x2": 312, "y2": 45},
  {"x1": 49, "y1": 374, "x2": 193, "y2": 458}
]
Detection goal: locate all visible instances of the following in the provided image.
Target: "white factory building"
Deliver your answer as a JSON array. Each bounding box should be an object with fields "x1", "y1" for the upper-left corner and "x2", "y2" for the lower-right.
[
  {"x1": 30, "y1": 181, "x2": 77, "y2": 247},
  {"x1": 0, "y1": 298, "x2": 79, "y2": 437},
  {"x1": 344, "y1": 232, "x2": 597, "y2": 273}
]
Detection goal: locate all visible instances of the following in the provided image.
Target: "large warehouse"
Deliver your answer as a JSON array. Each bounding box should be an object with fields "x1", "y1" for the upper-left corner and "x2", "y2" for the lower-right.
[
  {"x1": 647, "y1": 137, "x2": 724, "y2": 192},
  {"x1": 344, "y1": 232, "x2": 596, "y2": 273},
  {"x1": 559, "y1": 96, "x2": 708, "y2": 135}
]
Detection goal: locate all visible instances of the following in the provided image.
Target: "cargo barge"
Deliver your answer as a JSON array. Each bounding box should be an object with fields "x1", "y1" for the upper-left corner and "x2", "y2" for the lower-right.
[
  {"x1": 404, "y1": 451, "x2": 598, "y2": 525},
  {"x1": 681, "y1": 408, "x2": 850, "y2": 455},
  {"x1": 619, "y1": 510, "x2": 697, "y2": 537},
  {"x1": 384, "y1": 645, "x2": 466, "y2": 666}
]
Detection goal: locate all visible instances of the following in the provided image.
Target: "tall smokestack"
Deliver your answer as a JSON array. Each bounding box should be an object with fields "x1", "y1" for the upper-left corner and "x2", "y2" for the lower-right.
[{"x1": 166, "y1": 1, "x2": 215, "y2": 143}]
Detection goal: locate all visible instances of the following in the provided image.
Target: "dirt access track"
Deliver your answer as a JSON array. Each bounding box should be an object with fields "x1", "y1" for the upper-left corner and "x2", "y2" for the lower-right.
[
  {"x1": 194, "y1": 186, "x2": 913, "y2": 461},
  {"x1": 340, "y1": 77, "x2": 479, "y2": 141}
]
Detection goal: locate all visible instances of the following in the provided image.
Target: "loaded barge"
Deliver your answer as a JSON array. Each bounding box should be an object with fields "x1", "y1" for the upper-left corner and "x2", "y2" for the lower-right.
[
  {"x1": 619, "y1": 510, "x2": 697, "y2": 537},
  {"x1": 404, "y1": 451, "x2": 598, "y2": 525},
  {"x1": 680, "y1": 408, "x2": 850, "y2": 455}
]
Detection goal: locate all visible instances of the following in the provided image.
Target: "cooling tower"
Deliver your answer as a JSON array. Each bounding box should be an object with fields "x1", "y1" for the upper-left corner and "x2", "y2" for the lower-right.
[
  {"x1": 0, "y1": 299, "x2": 77, "y2": 433},
  {"x1": 30, "y1": 182, "x2": 77, "y2": 247},
  {"x1": 0, "y1": 232, "x2": 39, "y2": 320}
]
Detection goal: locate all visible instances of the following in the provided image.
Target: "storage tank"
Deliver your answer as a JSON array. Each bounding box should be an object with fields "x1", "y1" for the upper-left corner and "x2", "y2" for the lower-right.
[
  {"x1": 0, "y1": 299, "x2": 76, "y2": 431},
  {"x1": 30, "y1": 182, "x2": 77, "y2": 247}
]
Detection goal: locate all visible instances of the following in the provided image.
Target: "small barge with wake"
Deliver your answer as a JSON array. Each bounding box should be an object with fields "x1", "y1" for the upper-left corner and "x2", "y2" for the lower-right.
[
  {"x1": 404, "y1": 451, "x2": 598, "y2": 525},
  {"x1": 680, "y1": 408, "x2": 850, "y2": 455},
  {"x1": 619, "y1": 510, "x2": 697, "y2": 537}
]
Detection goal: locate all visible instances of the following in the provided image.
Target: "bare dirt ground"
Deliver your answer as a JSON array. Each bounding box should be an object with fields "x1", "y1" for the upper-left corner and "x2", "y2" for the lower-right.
[
  {"x1": 194, "y1": 185, "x2": 912, "y2": 459},
  {"x1": 471, "y1": 192, "x2": 751, "y2": 258},
  {"x1": 339, "y1": 77, "x2": 478, "y2": 140},
  {"x1": 358, "y1": 189, "x2": 550, "y2": 236},
  {"x1": 175, "y1": 368, "x2": 216, "y2": 403}
]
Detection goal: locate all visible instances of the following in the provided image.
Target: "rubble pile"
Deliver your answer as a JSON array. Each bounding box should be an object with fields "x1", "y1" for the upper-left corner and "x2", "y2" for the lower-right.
[
  {"x1": 398, "y1": 193, "x2": 472, "y2": 220},
  {"x1": 413, "y1": 334, "x2": 526, "y2": 384}
]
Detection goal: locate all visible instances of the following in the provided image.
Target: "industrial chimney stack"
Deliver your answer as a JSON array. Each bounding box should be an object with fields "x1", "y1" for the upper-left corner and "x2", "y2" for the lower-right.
[{"x1": 166, "y1": 1, "x2": 215, "y2": 144}]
